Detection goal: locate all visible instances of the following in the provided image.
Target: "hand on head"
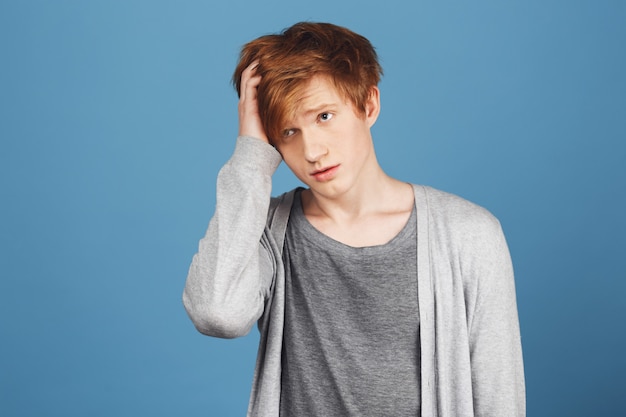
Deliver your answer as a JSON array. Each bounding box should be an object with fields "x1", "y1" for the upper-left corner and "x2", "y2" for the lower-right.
[{"x1": 238, "y1": 62, "x2": 269, "y2": 144}]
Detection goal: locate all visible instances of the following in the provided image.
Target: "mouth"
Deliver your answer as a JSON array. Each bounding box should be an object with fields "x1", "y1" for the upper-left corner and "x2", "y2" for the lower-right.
[{"x1": 310, "y1": 165, "x2": 340, "y2": 182}]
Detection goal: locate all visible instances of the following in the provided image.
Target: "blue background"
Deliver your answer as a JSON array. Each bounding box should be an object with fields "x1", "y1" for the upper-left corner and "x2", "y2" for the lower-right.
[{"x1": 1, "y1": 1, "x2": 624, "y2": 416}]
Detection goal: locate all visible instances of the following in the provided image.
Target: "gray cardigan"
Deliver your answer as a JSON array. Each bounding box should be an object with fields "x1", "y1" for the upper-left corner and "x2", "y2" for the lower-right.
[{"x1": 183, "y1": 136, "x2": 525, "y2": 416}]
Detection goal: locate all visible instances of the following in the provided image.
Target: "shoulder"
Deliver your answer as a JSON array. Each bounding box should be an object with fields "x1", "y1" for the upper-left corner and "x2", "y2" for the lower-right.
[
  {"x1": 417, "y1": 185, "x2": 500, "y2": 227},
  {"x1": 414, "y1": 184, "x2": 506, "y2": 249},
  {"x1": 267, "y1": 188, "x2": 299, "y2": 233},
  {"x1": 269, "y1": 189, "x2": 297, "y2": 217}
]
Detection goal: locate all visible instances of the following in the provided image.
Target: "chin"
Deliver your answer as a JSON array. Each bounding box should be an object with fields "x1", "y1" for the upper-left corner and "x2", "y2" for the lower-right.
[{"x1": 309, "y1": 181, "x2": 353, "y2": 200}]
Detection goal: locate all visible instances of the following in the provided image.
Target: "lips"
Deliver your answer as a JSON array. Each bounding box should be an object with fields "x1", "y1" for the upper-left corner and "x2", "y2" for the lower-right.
[{"x1": 310, "y1": 165, "x2": 340, "y2": 182}]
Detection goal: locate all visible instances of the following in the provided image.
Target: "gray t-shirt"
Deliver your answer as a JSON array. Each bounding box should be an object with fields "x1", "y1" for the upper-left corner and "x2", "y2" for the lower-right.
[{"x1": 280, "y1": 190, "x2": 420, "y2": 416}]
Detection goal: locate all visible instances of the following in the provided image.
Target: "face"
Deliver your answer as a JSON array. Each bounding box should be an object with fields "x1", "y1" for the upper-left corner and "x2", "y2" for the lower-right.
[{"x1": 273, "y1": 76, "x2": 380, "y2": 200}]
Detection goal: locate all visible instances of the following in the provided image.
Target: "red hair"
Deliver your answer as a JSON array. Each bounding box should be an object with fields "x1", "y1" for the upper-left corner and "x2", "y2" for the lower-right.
[{"x1": 233, "y1": 22, "x2": 383, "y2": 142}]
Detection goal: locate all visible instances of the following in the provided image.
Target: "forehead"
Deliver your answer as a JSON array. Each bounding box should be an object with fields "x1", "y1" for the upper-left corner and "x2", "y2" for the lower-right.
[{"x1": 292, "y1": 75, "x2": 346, "y2": 114}]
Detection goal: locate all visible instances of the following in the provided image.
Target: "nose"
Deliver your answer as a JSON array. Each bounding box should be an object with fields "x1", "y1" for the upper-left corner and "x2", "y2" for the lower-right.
[{"x1": 302, "y1": 131, "x2": 328, "y2": 162}]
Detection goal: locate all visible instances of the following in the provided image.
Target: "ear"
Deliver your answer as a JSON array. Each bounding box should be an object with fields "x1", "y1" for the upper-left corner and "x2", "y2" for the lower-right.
[{"x1": 364, "y1": 86, "x2": 381, "y2": 127}]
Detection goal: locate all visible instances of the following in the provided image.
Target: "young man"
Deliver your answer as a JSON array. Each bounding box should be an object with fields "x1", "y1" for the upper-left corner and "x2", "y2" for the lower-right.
[{"x1": 183, "y1": 22, "x2": 525, "y2": 416}]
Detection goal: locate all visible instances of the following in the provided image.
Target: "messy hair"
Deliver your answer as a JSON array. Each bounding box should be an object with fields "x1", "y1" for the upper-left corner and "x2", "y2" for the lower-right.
[{"x1": 233, "y1": 22, "x2": 383, "y2": 142}]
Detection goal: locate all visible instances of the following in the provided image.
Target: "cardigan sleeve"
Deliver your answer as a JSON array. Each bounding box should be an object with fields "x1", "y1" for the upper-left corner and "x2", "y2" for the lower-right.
[
  {"x1": 422, "y1": 186, "x2": 525, "y2": 416},
  {"x1": 182, "y1": 136, "x2": 283, "y2": 339},
  {"x1": 466, "y1": 217, "x2": 526, "y2": 417}
]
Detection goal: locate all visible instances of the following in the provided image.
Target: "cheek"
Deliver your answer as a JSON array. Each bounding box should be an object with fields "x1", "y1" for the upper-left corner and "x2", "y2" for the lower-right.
[
  {"x1": 276, "y1": 143, "x2": 295, "y2": 162},
  {"x1": 276, "y1": 145, "x2": 306, "y2": 174},
  {"x1": 283, "y1": 160, "x2": 310, "y2": 185}
]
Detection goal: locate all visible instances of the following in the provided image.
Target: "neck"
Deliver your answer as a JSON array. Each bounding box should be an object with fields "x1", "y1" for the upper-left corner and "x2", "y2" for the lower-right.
[
  {"x1": 300, "y1": 165, "x2": 415, "y2": 247},
  {"x1": 302, "y1": 166, "x2": 413, "y2": 223}
]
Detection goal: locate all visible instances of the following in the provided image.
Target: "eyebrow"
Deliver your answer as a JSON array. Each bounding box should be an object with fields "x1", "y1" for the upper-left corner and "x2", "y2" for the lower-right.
[{"x1": 301, "y1": 103, "x2": 337, "y2": 117}]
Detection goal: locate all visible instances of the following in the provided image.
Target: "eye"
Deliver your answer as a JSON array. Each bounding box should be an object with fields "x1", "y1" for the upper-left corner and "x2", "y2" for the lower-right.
[
  {"x1": 282, "y1": 128, "x2": 296, "y2": 138},
  {"x1": 319, "y1": 112, "x2": 333, "y2": 122}
]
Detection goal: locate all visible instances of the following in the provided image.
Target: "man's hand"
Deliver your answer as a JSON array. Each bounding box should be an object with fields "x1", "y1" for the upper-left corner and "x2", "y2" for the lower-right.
[{"x1": 238, "y1": 62, "x2": 269, "y2": 144}]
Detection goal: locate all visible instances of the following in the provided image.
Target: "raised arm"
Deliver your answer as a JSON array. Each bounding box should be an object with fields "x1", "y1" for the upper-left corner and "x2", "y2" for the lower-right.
[{"x1": 182, "y1": 63, "x2": 281, "y2": 339}]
